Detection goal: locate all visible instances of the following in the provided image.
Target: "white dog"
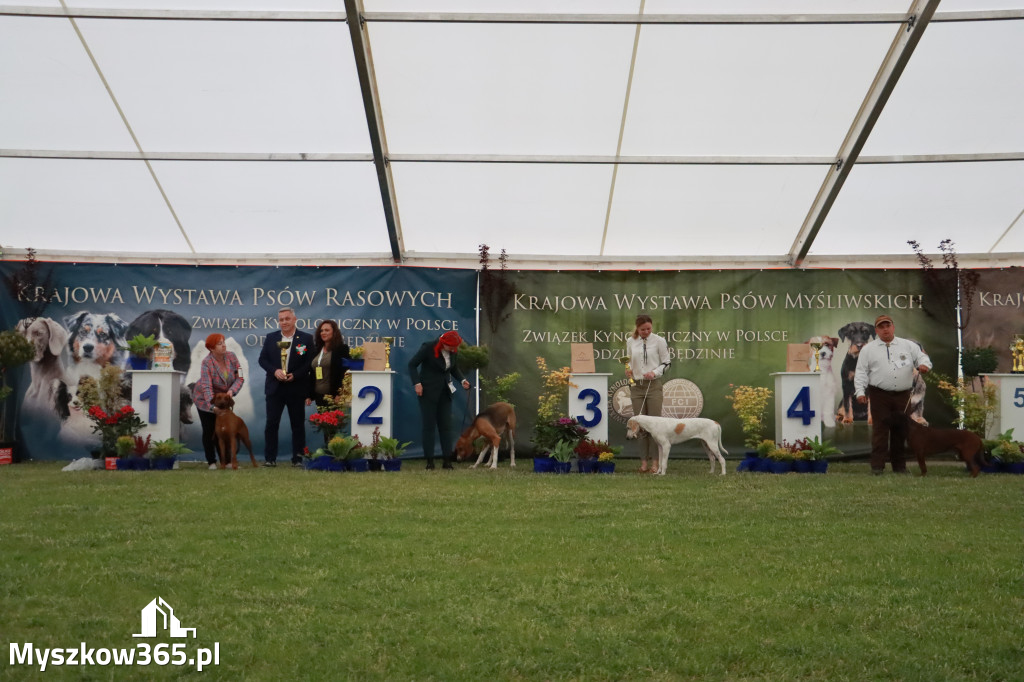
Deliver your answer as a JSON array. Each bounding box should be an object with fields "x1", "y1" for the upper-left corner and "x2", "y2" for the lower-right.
[
  {"x1": 626, "y1": 415, "x2": 728, "y2": 476},
  {"x1": 810, "y1": 336, "x2": 839, "y2": 429}
]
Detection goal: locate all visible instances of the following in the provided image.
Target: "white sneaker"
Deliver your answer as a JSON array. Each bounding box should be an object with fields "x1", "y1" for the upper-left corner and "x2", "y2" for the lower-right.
[{"x1": 208, "y1": 464, "x2": 217, "y2": 470}]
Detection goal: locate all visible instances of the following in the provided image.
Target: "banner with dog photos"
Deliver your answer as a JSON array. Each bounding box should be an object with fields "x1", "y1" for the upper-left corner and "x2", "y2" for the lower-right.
[
  {"x1": 479, "y1": 268, "x2": 966, "y2": 456},
  {"x1": 0, "y1": 262, "x2": 477, "y2": 460}
]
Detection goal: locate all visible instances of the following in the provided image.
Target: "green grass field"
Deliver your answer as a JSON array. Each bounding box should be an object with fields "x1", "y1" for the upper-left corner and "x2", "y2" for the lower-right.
[{"x1": 1, "y1": 460, "x2": 1021, "y2": 681}]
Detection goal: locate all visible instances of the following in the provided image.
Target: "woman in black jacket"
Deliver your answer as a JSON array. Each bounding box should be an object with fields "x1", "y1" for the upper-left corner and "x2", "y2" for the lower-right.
[
  {"x1": 407, "y1": 330, "x2": 471, "y2": 469},
  {"x1": 306, "y1": 319, "x2": 351, "y2": 409}
]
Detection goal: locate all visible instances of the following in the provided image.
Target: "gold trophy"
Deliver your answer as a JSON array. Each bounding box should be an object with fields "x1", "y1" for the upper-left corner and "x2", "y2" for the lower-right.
[
  {"x1": 1012, "y1": 336, "x2": 1024, "y2": 373},
  {"x1": 808, "y1": 336, "x2": 823, "y2": 373},
  {"x1": 619, "y1": 355, "x2": 634, "y2": 386},
  {"x1": 277, "y1": 340, "x2": 291, "y2": 373},
  {"x1": 382, "y1": 337, "x2": 395, "y2": 370}
]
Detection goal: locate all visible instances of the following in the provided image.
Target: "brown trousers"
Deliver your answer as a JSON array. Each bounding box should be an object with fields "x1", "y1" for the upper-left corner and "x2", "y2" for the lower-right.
[
  {"x1": 630, "y1": 379, "x2": 664, "y2": 459},
  {"x1": 867, "y1": 386, "x2": 911, "y2": 472}
]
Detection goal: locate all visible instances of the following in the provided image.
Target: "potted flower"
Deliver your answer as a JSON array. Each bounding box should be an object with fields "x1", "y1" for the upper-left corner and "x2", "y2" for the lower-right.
[
  {"x1": 597, "y1": 446, "x2": 620, "y2": 474},
  {"x1": 803, "y1": 436, "x2": 841, "y2": 474},
  {"x1": 0, "y1": 328, "x2": 35, "y2": 464},
  {"x1": 738, "y1": 439, "x2": 774, "y2": 472},
  {"x1": 549, "y1": 440, "x2": 576, "y2": 474},
  {"x1": 766, "y1": 441, "x2": 798, "y2": 474},
  {"x1": 122, "y1": 333, "x2": 158, "y2": 370},
  {"x1": 149, "y1": 438, "x2": 190, "y2": 470},
  {"x1": 376, "y1": 435, "x2": 410, "y2": 471},
  {"x1": 309, "y1": 404, "x2": 348, "y2": 444},
  {"x1": 989, "y1": 429, "x2": 1024, "y2": 474},
  {"x1": 344, "y1": 345, "x2": 365, "y2": 371},
  {"x1": 725, "y1": 384, "x2": 773, "y2": 450},
  {"x1": 574, "y1": 437, "x2": 603, "y2": 473},
  {"x1": 329, "y1": 435, "x2": 362, "y2": 472}
]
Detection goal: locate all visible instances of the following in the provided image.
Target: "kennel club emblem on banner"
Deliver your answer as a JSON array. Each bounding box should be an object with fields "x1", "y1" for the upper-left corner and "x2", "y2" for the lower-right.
[{"x1": 609, "y1": 378, "x2": 705, "y2": 424}]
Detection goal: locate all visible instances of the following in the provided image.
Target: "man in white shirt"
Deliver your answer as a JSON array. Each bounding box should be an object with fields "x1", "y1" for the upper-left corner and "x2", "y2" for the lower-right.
[{"x1": 854, "y1": 314, "x2": 932, "y2": 474}]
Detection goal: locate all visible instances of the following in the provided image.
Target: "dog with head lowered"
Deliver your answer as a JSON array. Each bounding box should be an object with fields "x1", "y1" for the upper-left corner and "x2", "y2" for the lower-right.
[
  {"x1": 889, "y1": 413, "x2": 987, "y2": 477},
  {"x1": 626, "y1": 415, "x2": 728, "y2": 476},
  {"x1": 211, "y1": 392, "x2": 258, "y2": 469},
  {"x1": 455, "y1": 402, "x2": 516, "y2": 469}
]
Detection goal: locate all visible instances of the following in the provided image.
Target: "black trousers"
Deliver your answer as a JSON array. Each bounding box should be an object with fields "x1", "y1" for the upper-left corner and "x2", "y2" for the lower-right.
[
  {"x1": 868, "y1": 386, "x2": 911, "y2": 472},
  {"x1": 198, "y1": 408, "x2": 218, "y2": 465},
  {"x1": 264, "y1": 390, "x2": 307, "y2": 463},
  {"x1": 418, "y1": 391, "x2": 453, "y2": 461}
]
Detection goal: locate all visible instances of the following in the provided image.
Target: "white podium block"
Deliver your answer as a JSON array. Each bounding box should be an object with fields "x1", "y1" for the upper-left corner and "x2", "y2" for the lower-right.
[
  {"x1": 569, "y1": 373, "x2": 612, "y2": 443},
  {"x1": 351, "y1": 370, "x2": 395, "y2": 446},
  {"x1": 980, "y1": 374, "x2": 1024, "y2": 439},
  {"x1": 129, "y1": 370, "x2": 185, "y2": 442},
  {"x1": 771, "y1": 372, "x2": 822, "y2": 445}
]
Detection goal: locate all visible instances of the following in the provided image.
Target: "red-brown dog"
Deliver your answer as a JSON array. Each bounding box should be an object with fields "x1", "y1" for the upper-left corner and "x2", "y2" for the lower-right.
[
  {"x1": 211, "y1": 392, "x2": 258, "y2": 469},
  {"x1": 895, "y1": 413, "x2": 986, "y2": 477},
  {"x1": 454, "y1": 402, "x2": 516, "y2": 469}
]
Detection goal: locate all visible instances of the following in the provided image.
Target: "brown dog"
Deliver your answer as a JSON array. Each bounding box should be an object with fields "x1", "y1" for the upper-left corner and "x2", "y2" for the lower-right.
[
  {"x1": 455, "y1": 402, "x2": 516, "y2": 469},
  {"x1": 211, "y1": 392, "x2": 258, "y2": 469},
  {"x1": 896, "y1": 414, "x2": 986, "y2": 477}
]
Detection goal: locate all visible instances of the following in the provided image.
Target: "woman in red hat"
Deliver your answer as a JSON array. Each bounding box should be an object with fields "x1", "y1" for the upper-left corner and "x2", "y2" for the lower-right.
[
  {"x1": 192, "y1": 333, "x2": 244, "y2": 469},
  {"x1": 407, "y1": 330, "x2": 471, "y2": 469}
]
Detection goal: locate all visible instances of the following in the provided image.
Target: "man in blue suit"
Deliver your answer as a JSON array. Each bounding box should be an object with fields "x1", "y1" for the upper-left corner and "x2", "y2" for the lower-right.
[{"x1": 258, "y1": 307, "x2": 315, "y2": 466}]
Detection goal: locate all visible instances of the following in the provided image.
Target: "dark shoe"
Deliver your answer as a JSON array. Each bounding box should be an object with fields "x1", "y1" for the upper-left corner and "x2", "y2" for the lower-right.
[
  {"x1": 425, "y1": 459, "x2": 435, "y2": 470},
  {"x1": 871, "y1": 468, "x2": 884, "y2": 476},
  {"x1": 265, "y1": 460, "x2": 277, "y2": 468},
  {"x1": 443, "y1": 462, "x2": 454, "y2": 470}
]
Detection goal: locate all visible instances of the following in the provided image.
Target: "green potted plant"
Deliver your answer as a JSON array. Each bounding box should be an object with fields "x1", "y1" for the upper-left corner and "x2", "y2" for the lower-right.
[
  {"x1": 988, "y1": 428, "x2": 1024, "y2": 473},
  {"x1": 122, "y1": 333, "x2": 158, "y2": 370},
  {"x1": 149, "y1": 438, "x2": 190, "y2": 470},
  {"x1": 0, "y1": 328, "x2": 34, "y2": 464},
  {"x1": 803, "y1": 436, "x2": 841, "y2": 473},
  {"x1": 726, "y1": 384, "x2": 773, "y2": 449},
  {"x1": 377, "y1": 435, "x2": 411, "y2": 471},
  {"x1": 549, "y1": 440, "x2": 575, "y2": 474},
  {"x1": 596, "y1": 445, "x2": 620, "y2": 474}
]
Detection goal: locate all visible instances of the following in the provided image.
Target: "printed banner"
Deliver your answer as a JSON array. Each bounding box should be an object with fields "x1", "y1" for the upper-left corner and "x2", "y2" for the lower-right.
[
  {"x1": 479, "y1": 269, "x2": 963, "y2": 455},
  {"x1": 0, "y1": 263, "x2": 477, "y2": 460}
]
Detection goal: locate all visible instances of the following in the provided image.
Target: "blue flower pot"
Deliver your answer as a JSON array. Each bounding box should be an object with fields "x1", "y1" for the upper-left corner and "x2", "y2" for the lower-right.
[
  {"x1": 597, "y1": 462, "x2": 615, "y2": 474},
  {"x1": 768, "y1": 459, "x2": 794, "y2": 474},
  {"x1": 126, "y1": 356, "x2": 150, "y2": 370},
  {"x1": 347, "y1": 458, "x2": 369, "y2": 472},
  {"x1": 129, "y1": 456, "x2": 150, "y2": 471},
  {"x1": 382, "y1": 459, "x2": 402, "y2": 471},
  {"x1": 577, "y1": 459, "x2": 598, "y2": 473},
  {"x1": 737, "y1": 456, "x2": 761, "y2": 472},
  {"x1": 552, "y1": 461, "x2": 572, "y2": 474},
  {"x1": 152, "y1": 457, "x2": 175, "y2": 471},
  {"x1": 115, "y1": 457, "x2": 131, "y2": 470},
  {"x1": 325, "y1": 459, "x2": 345, "y2": 472},
  {"x1": 304, "y1": 455, "x2": 333, "y2": 471},
  {"x1": 811, "y1": 459, "x2": 829, "y2": 474},
  {"x1": 343, "y1": 359, "x2": 365, "y2": 371},
  {"x1": 793, "y1": 459, "x2": 813, "y2": 474},
  {"x1": 533, "y1": 457, "x2": 554, "y2": 473},
  {"x1": 1002, "y1": 461, "x2": 1024, "y2": 474}
]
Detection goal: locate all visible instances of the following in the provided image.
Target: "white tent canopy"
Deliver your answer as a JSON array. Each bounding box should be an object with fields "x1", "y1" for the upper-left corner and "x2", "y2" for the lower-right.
[{"x1": 2, "y1": 0, "x2": 1022, "y2": 269}]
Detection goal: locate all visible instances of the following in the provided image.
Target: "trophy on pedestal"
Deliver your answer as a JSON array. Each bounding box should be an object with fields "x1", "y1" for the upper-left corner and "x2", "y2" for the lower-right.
[
  {"x1": 808, "y1": 336, "x2": 823, "y2": 372},
  {"x1": 1012, "y1": 336, "x2": 1024, "y2": 373},
  {"x1": 382, "y1": 337, "x2": 395, "y2": 371}
]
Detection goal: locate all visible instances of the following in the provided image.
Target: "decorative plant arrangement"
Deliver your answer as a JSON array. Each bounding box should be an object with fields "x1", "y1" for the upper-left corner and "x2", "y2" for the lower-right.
[
  {"x1": 86, "y1": 404, "x2": 145, "y2": 459},
  {"x1": 533, "y1": 357, "x2": 577, "y2": 445},
  {"x1": 0, "y1": 328, "x2": 34, "y2": 453},
  {"x1": 928, "y1": 372, "x2": 997, "y2": 436},
  {"x1": 726, "y1": 384, "x2": 773, "y2": 448},
  {"x1": 122, "y1": 333, "x2": 158, "y2": 369},
  {"x1": 309, "y1": 396, "x2": 348, "y2": 442},
  {"x1": 738, "y1": 437, "x2": 836, "y2": 474},
  {"x1": 575, "y1": 438, "x2": 620, "y2": 473},
  {"x1": 984, "y1": 428, "x2": 1024, "y2": 474}
]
